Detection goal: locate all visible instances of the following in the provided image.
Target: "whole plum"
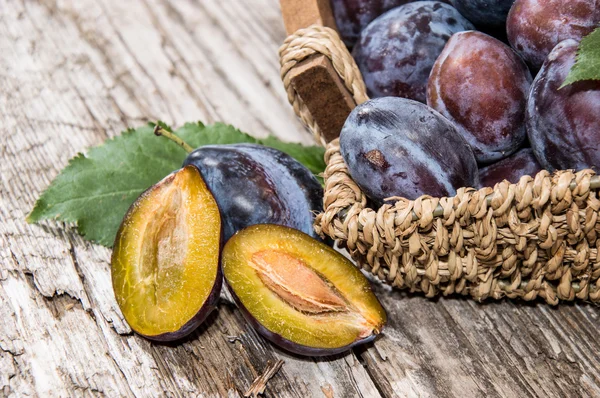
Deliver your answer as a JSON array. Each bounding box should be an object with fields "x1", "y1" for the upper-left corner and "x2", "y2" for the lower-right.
[
  {"x1": 352, "y1": 1, "x2": 475, "y2": 103},
  {"x1": 507, "y1": 0, "x2": 600, "y2": 70},
  {"x1": 183, "y1": 144, "x2": 323, "y2": 242},
  {"x1": 478, "y1": 148, "x2": 543, "y2": 188},
  {"x1": 427, "y1": 31, "x2": 532, "y2": 163},
  {"x1": 449, "y1": 0, "x2": 515, "y2": 28},
  {"x1": 340, "y1": 97, "x2": 478, "y2": 204},
  {"x1": 331, "y1": 0, "x2": 413, "y2": 47},
  {"x1": 527, "y1": 40, "x2": 600, "y2": 172},
  {"x1": 331, "y1": 0, "x2": 453, "y2": 47}
]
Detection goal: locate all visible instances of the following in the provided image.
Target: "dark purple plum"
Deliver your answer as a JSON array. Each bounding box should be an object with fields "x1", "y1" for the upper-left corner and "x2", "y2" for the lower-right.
[
  {"x1": 449, "y1": 0, "x2": 515, "y2": 27},
  {"x1": 331, "y1": 0, "x2": 452, "y2": 47},
  {"x1": 352, "y1": 1, "x2": 475, "y2": 103},
  {"x1": 427, "y1": 31, "x2": 532, "y2": 163},
  {"x1": 507, "y1": 0, "x2": 600, "y2": 70},
  {"x1": 111, "y1": 166, "x2": 222, "y2": 341},
  {"x1": 527, "y1": 40, "x2": 600, "y2": 172},
  {"x1": 331, "y1": 0, "x2": 413, "y2": 47},
  {"x1": 340, "y1": 97, "x2": 479, "y2": 203},
  {"x1": 478, "y1": 148, "x2": 543, "y2": 188},
  {"x1": 222, "y1": 224, "x2": 386, "y2": 356},
  {"x1": 183, "y1": 144, "x2": 323, "y2": 242}
]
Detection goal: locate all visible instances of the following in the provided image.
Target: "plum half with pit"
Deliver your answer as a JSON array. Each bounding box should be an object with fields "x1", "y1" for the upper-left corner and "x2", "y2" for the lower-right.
[
  {"x1": 340, "y1": 97, "x2": 479, "y2": 204},
  {"x1": 526, "y1": 39, "x2": 600, "y2": 171},
  {"x1": 222, "y1": 224, "x2": 387, "y2": 356},
  {"x1": 183, "y1": 144, "x2": 323, "y2": 242},
  {"x1": 352, "y1": 1, "x2": 475, "y2": 103},
  {"x1": 111, "y1": 166, "x2": 222, "y2": 341},
  {"x1": 427, "y1": 31, "x2": 532, "y2": 163}
]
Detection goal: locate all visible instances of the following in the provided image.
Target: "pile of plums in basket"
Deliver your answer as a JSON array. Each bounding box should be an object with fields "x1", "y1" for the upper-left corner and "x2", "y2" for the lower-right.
[{"x1": 332, "y1": 0, "x2": 600, "y2": 204}]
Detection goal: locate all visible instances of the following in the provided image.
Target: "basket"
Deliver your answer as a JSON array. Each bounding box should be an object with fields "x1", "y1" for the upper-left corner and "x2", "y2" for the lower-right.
[{"x1": 279, "y1": 25, "x2": 600, "y2": 305}]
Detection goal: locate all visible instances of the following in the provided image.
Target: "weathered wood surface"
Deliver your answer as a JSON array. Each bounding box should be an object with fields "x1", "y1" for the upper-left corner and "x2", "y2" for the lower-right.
[{"x1": 1, "y1": 0, "x2": 600, "y2": 397}]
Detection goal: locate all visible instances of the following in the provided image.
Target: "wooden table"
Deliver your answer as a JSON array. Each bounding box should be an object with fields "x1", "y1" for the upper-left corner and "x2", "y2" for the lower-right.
[{"x1": 2, "y1": 0, "x2": 600, "y2": 396}]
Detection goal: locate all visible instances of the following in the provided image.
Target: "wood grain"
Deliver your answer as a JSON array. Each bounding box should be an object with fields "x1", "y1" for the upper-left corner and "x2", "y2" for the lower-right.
[
  {"x1": 288, "y1": 55, "x2": 356, "y2": 143},
  {"x1": 1, "y1": 0, "x2": 600, "y2": 397},
  {"x1": 279, "y1": 0, "x2": 337, "y2": 35},
  {"x1": 0, "y1": 0, "x2": 378, "y2": 396}
]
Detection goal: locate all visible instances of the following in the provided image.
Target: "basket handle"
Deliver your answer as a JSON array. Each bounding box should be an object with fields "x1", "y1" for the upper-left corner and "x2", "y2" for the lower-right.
[{"x1": 279, "y1": 1, "x2": 368, "y2": 146}]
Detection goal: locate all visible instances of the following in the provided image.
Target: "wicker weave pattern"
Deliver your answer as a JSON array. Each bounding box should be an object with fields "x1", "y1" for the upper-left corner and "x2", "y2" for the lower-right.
[{"x1": 279, "y1": 25, "x2": 600, "y2": 304}]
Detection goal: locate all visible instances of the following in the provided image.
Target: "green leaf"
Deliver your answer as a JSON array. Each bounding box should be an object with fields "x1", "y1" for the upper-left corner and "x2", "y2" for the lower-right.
[
  {"x1": 27, "y1": 122, "x2": 325, "y2": 247},
  {"x1": 176, "y1": 122, "x2": 326, "y2": 176},
  {"x1": 561, "y1": 28, "x2": 600, "y2": 88}
]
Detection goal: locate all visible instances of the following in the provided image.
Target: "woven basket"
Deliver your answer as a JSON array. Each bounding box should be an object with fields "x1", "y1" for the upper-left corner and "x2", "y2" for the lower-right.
[{"x1": 279, "y1": 25, "x2": 600, "y2": 305}]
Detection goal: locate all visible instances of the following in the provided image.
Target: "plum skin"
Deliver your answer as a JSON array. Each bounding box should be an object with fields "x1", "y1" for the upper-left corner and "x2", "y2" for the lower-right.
[
  {"x1": 183, "y1": 144, "x2": 323, "y2": 242},
  {"x1": 427, "y1": 31, "x2": 532, "y2": 163},
  {"x1": 478, "y1": 148, "x2": 543, "y2": 188},
  {"x1": 331, "y1": 0, "x2": 414, "y2": 48},
  {"x1": 449, "y1": 0, "x2": 515, "y2": 27},
  {"x1": 507, "y1": 0, "x2": 600, "y2": 70},
  {"x1": 526, "y1": 39, "x2": 600, "y2": 172},
  {"x1": 331, "y1": 0, "x2": 452, "y2": 48},
  {"x1": 340, "y1": 97, "x2": 479, "y2": 203},
  {"x1": 352, "y1": 1, "x2": 475, "y2": 103}
]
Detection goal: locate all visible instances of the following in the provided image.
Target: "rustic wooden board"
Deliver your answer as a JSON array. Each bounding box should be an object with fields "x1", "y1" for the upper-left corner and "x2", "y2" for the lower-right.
[{"x1": 1, "y1": 0, "x2": 600, "y2": 397}]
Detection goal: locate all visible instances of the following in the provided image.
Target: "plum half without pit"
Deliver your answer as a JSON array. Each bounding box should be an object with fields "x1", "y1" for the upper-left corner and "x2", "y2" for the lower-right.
[{"x1": 111, "y1": 165, "x2": 222, "y2": 341}]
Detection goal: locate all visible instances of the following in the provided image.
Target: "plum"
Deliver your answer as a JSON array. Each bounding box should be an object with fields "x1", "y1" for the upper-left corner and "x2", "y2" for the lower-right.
[
  {"x1": 340, "y1": 97, "x2": 479, "y2": 203},
  {"x1": 527, "y1": 39, "x2": 600, "y2": 172},
  {"x1": 507, "y1": 0, "x2": 600, "y2": 70},
  {"x1": 352, "y1": 1, "x2": 475, "y2": 103},
  {"x1": 449, "y1": 0, "x2": 515, "y2": 28},
  {"x1": 331, "y1": 0, "x2": 414, "y2": 48},
  {"x1": 222, "y1": 224, "x2": 386, "y2": 356},
  {"x1": 478, "y1": 148, "x2": 543, "y2": 188},
  {"x1": 183, "y1": 144, "x2": 323, "y2": 242},
  {"x1": 331, "y1": 0, "x2": 452, "y2": 48},
  {"x1": 111, "y1": 166, "x2": 222, "y2": 341},
  {"x1": 427, "y1": 31, "x2": 532, "y2": 163}
]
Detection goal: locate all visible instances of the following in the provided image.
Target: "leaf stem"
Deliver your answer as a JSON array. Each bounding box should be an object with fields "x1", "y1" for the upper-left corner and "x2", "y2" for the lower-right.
[{"x1": 154, "y1": 125, "x2": 194, "y2": 153}]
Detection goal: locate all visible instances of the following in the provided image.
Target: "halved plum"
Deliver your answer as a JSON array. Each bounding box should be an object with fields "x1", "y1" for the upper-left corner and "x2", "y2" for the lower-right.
[
  {"x1": 111, "y1": 165, "x2": 222, "y2": 341},
  {"x1": 222, "y1": 224, "x2": 386, "y2": 356}
]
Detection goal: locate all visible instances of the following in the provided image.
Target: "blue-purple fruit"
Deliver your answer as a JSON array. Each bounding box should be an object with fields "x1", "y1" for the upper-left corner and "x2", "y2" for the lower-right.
[
  {"x1": 449, "y1": 0, "x2": 515, "y2": 28},
  {"x1": 527, "y1": 40, "x2": 600, "y2": 171},
  {"x1": 428, "y1": 31, "x2": 532, "y2": 163},
  {"x1": 479, "y1": 148, "x2": 543, "y2": 188},
  {"x1": 352, "y1": 1, "x2": 474, "y2": 103},
  {"x1": 507, "y1": 0, "x2": 600, "y2": 70},
  {"x1": 331, "y1": 0, "x2": 414, "y2": 47},
  {"x1": 183, "y1": 144, "x2": 323, "y2": 242},
  {"x1": 222, "y1": 224, "x2": 386, "y2": 356},
  {"x1": 331, "y1": 0, "x2": 452, "y2": 48},
  {"x1": 340, "y1": 97, "x2": 479, "y2": 203},
  {"x1": 111, "y1": 166, "x2": 222, "y2": 341}
]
